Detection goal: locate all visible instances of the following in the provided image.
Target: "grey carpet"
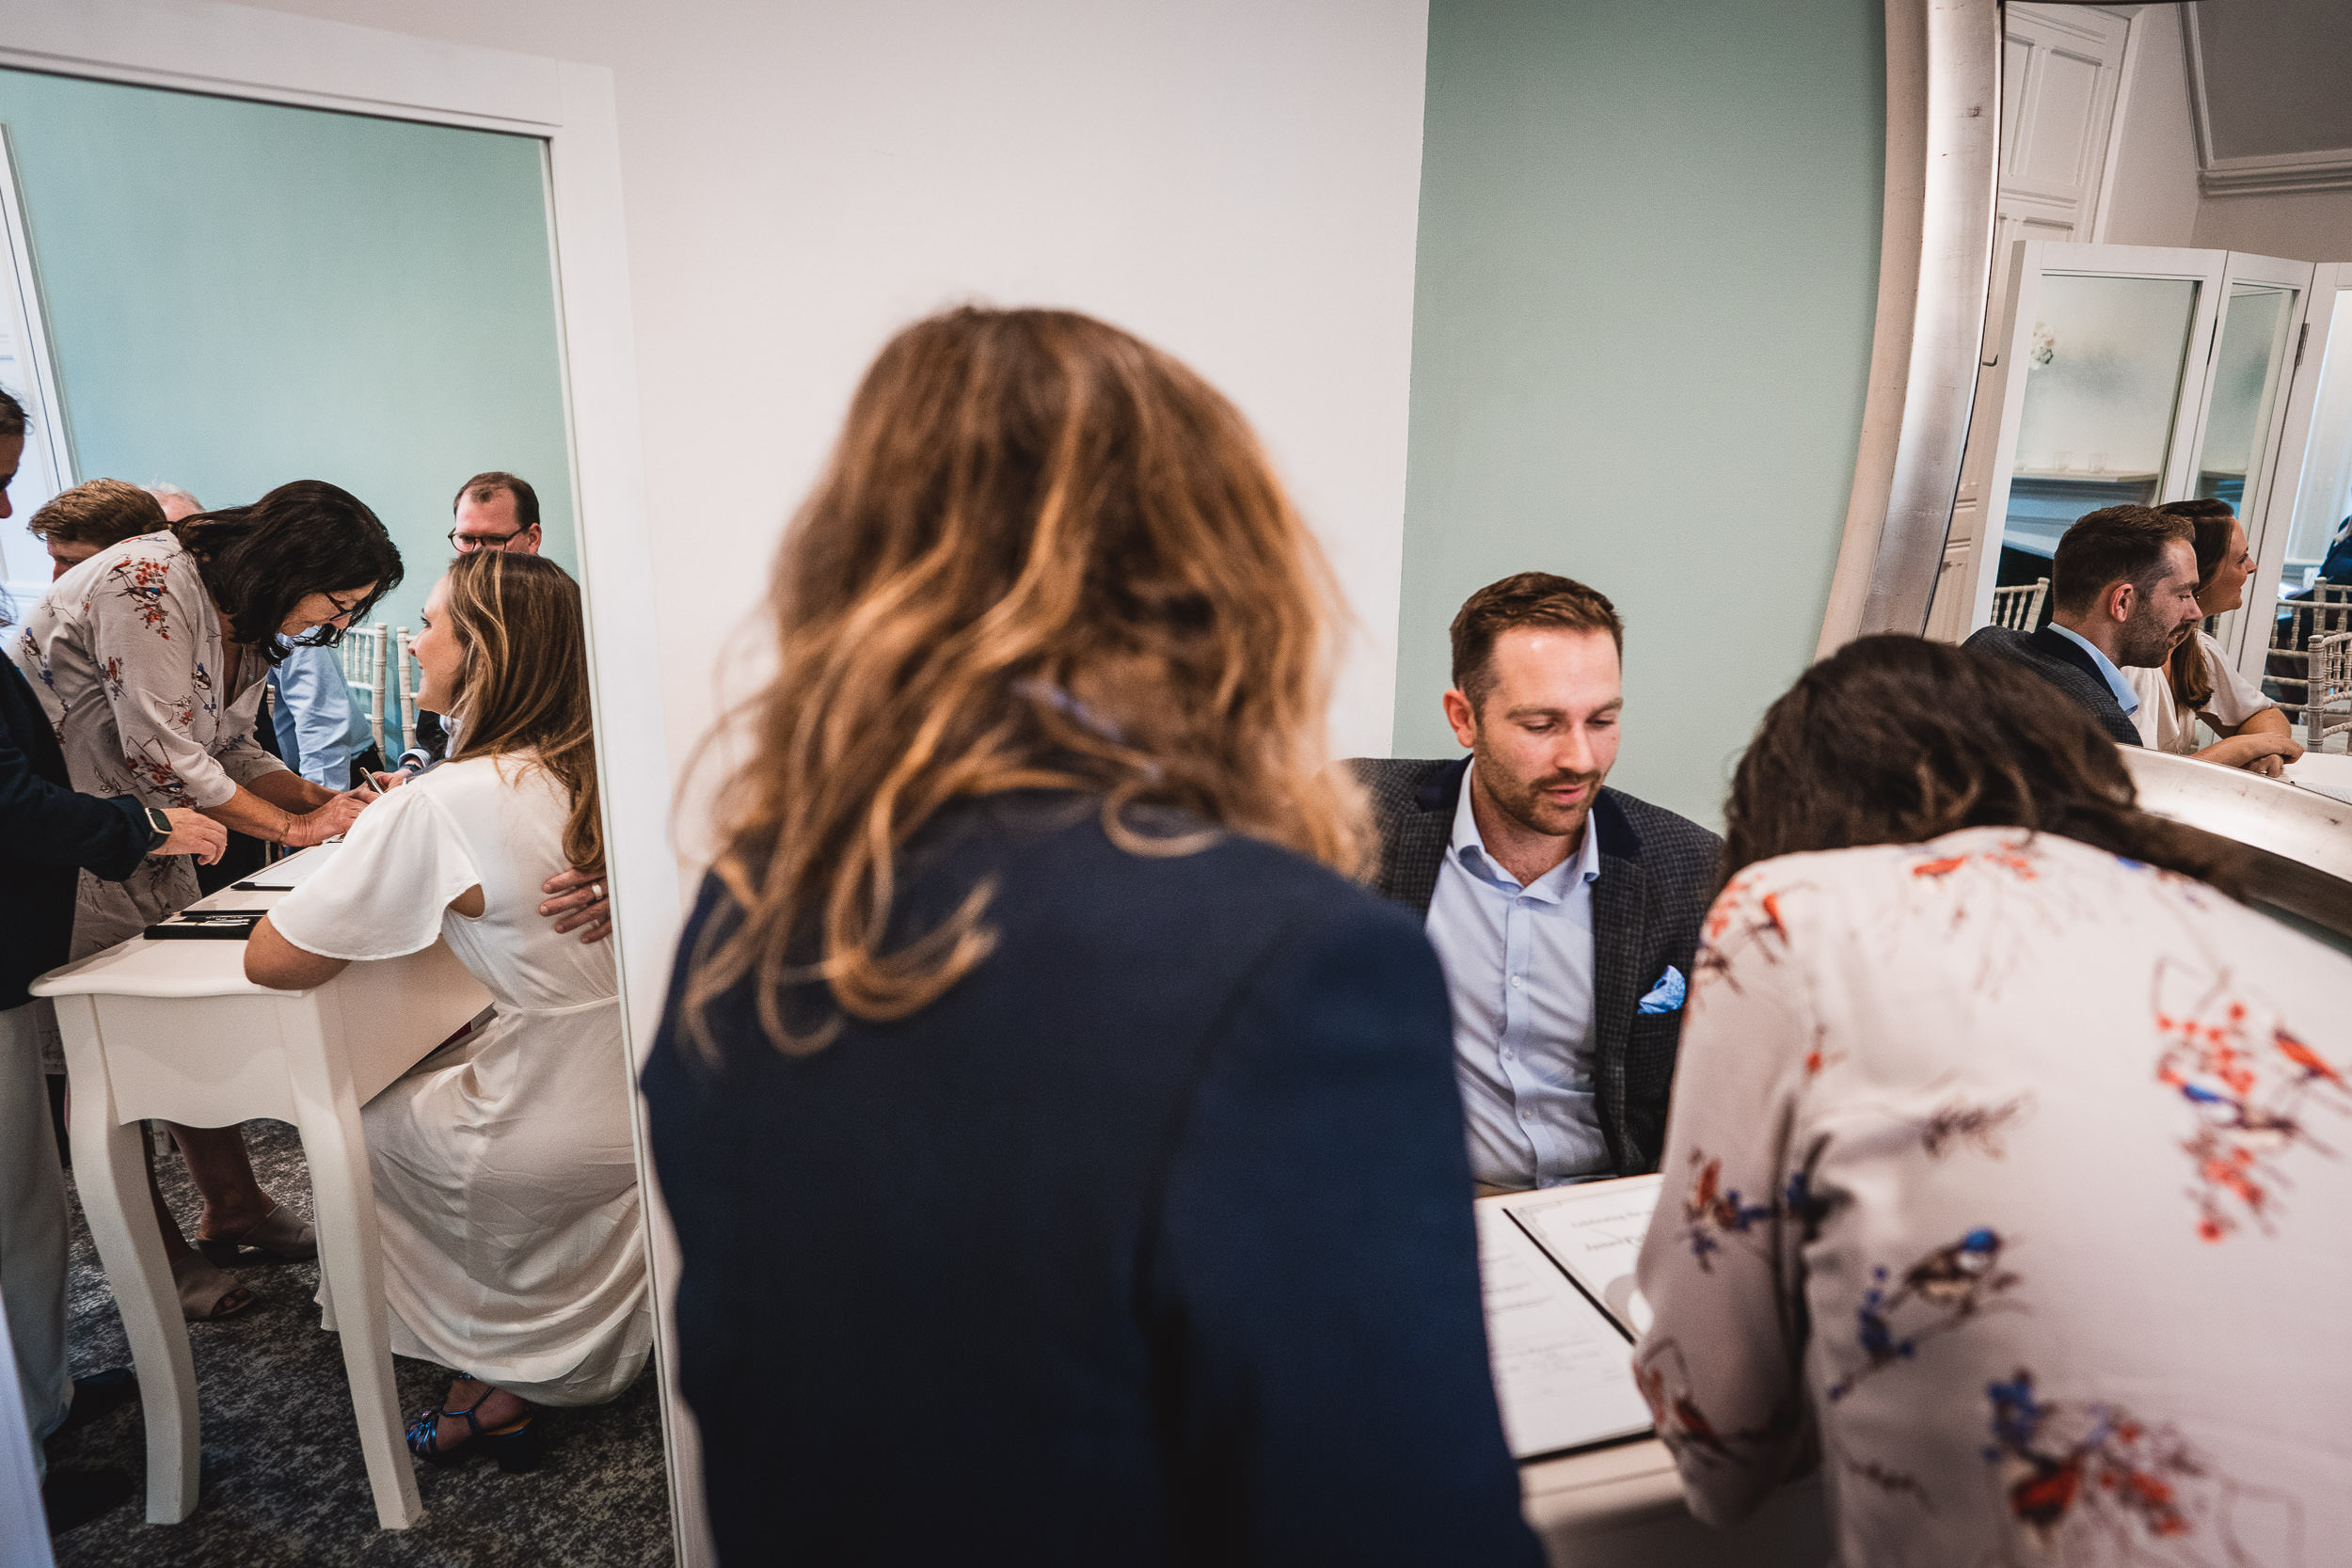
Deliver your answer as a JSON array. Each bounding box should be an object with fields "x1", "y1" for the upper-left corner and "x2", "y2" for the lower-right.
[{"x1": 45, "y1": 1117, "x2": 675, "y2": 1567}]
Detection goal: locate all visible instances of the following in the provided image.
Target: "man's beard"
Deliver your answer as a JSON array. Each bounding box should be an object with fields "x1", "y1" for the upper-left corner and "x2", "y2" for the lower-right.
[
  {"x1": 2117, "y1": 602, "x2": 2193, "y2": 668},
  {"x1": 1473, "y1": 736, "x2": 1601, "y2": 841}
]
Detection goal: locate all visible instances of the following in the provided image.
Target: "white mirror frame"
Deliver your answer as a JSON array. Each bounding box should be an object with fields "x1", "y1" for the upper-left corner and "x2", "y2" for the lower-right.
[
  {"x1": 1817, "y1": 0, "x2": 2003, "y2": 653},
  {"x1": 0, "y1": 2, "x2": 704, "y2": 1560}
]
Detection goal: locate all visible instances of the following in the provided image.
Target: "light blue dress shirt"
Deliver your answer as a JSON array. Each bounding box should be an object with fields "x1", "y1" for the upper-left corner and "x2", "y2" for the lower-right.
[
  {"x1": 2047, "y1": 623, "x2": 2140, "y2": 717},
  {"x1": 268, "y1": 642, "x2": 373, "y2": 789},
  {"x1": 1423, "y1": 765, "x2": 1610, "y2": 1190}
]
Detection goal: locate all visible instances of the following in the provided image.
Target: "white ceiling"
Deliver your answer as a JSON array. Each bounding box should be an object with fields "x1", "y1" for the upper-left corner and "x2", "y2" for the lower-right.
[{"x1": 2194, "y1": 0, "x2": 2352, "y2": 159}]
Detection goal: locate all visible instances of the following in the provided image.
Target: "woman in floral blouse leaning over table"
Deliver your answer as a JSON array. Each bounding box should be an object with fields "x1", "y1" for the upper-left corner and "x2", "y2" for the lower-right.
[
  {"x1": 1635, "y1": 634, "x2": 2349, "y2": 1568},
  {"x1": 5, "y1": 479, "x2": 400, "y2": 1322}
]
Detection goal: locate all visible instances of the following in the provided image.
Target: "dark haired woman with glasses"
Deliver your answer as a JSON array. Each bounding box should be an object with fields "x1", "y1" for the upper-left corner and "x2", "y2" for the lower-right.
[
  {"x1": 1630, "y1": 635, "x2": 2350, "y2": 1565},
  {"x1": 5, "y1": 477, "x2": 403, "y2": 1321}
]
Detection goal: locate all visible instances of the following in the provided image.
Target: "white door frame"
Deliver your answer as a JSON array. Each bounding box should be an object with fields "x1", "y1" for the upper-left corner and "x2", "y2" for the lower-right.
[
  {"x1": 2235, "y1": 266, "x2": 2345, "y2": 686},
  {"x1": 0, "y1": 4, "x2": 702, "y2": 1560},
  {"x1": 1964, "y1": 240, "x2": 2229, "y2": 630},
  {"x1": 2184, "y1": 252, "x2": 2314, "y2": 665}
]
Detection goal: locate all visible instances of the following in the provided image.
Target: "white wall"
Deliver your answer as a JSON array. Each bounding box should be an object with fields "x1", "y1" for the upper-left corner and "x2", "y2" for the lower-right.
[
  {"x1": 2102, "y1": 3, "x2": 2352, "y2": 261},
  {"x1": 2101, "y1": 3, "x2": 2201, "y2": 247},
  {"x1": 242, "y1": 0, "x2": 1433, "y2": 858}
]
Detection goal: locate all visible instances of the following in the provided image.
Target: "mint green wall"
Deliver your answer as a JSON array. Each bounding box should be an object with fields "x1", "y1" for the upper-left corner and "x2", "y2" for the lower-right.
[
  {"x1": 1394, "y1": 0, "x2": 1885, "y2": 826},
  {"x1": 0, "y1": 69, "x2": 574, "y2": 677}
]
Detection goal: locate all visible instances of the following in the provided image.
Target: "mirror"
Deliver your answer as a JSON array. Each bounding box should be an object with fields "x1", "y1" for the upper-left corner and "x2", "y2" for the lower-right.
[
  {"x1": 0, "y1": 66, "x2": 676, "y2": 1559},
  {"x1": 1888, "y1": 1, "x2": 2352, "y2": 936}
]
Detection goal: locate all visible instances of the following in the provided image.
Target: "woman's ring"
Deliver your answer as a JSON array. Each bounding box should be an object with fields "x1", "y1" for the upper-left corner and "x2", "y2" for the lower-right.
[{"x1": 590, "y1": 881, "x2": 606, "y2": 902}]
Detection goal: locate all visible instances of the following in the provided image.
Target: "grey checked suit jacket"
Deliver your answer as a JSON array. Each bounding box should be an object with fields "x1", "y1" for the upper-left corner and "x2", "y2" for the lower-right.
[
  {"x1": 1346, "y1": 756, "x2": 1722, "y2": 1176},
  {"x1": 1963, "y1": 625, "x2": 2143, "y2": 747}
]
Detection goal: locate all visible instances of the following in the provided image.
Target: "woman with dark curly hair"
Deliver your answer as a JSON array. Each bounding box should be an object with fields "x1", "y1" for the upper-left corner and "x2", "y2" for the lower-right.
[
  {"x1": 1633, "y1": 635, "x2": 2350, "y2": 1565},
  {"x1": 6, "y1": 478, "x2": 402, "y2": 1321}
]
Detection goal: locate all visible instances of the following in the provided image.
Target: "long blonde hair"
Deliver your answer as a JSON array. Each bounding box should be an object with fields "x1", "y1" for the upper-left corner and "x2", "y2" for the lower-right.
[
  {"x1": 443, "y1": 550, "x2": 604, "y2": 876},
  {"x1": 687, "y1": 307, "x2": 1367, "y2": 1055}
]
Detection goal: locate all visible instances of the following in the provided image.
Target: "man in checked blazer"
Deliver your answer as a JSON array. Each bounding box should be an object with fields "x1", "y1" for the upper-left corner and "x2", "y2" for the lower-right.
[{"x1": 1349, "y1": 573, "x2": 1720, "y2": 1192}]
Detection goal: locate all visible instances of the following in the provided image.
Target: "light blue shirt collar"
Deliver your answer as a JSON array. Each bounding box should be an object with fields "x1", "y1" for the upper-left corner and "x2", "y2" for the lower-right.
[
  {"x1": 2047, "y1": 623, "x2": 2140, "y2": 717},
  {"x1": 1448, "y1": 764, "x2": 1603, "y2": 904}
]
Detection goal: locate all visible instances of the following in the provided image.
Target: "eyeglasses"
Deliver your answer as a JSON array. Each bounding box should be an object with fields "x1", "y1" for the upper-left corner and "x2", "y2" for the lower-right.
[
  {"x1": 321, "y1": 589, "x2": 367, "y2": 623},
  {"x1": 448, "y1": 526, "x2": 531, "y2": 552}
]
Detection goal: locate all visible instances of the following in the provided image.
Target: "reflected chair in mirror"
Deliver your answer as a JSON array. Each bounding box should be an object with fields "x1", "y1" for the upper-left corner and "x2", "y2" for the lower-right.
[
  {"x1": 2307, "y1": 632, "x2": 2352, "y2": 754},
  {"x1": 1989, "y1": 577, "x2": 2049, "y2": 632},
  {"x1": 341, "y1": 621, "x2": 390, "y2": 757},
  {"x1": 395, "y1": 628, "x2": 421, "y2": 758},
  {"x1": 2265, "y1": 587, "x2": 2352, "y2": 731}
]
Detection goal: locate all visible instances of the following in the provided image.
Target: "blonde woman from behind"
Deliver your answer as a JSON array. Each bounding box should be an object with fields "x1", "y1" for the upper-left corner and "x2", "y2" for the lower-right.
[{"x1": 643, "y1": 308, "x2": 1541, "y2": 1566}]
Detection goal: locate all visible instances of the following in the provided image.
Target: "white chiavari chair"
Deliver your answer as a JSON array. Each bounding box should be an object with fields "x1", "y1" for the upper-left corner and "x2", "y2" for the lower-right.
[
  {"x1": 339, "y1": 621, "x2": 389, "y2": 757},
  {"x1": 1988, "y1": 578, "x2": 2049, "y2": 632}
]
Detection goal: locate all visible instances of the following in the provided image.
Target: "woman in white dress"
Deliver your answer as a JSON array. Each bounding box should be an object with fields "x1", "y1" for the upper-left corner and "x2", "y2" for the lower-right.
[
  {"x1": 2125, "y1": 499, "x2": 2301, "y2": 774},
  {"x1": 1636, "y1": 636, "x2": 2351, "y2": 1567},
  {"x1": 246, "y1": 550, "x2": 649, "y2": 1470}
]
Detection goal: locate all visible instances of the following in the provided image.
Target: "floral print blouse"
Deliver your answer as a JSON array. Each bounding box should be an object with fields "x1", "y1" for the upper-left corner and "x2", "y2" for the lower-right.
[
  {"x1": 1634, "y1": 827, "x2": 2350, "y2": 1567},
  {"x1": 6, "y1": 531, "x2": 286, "y2": 809}
]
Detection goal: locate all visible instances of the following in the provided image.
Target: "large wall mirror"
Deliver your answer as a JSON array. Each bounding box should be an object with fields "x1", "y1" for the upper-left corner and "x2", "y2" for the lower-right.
[
  {"x1": 1, "y1": 9, "x2": 690, "y2": 1563},
  {"x1": 1844, "y1": 0, "x2": 2352, "y2": 934}
]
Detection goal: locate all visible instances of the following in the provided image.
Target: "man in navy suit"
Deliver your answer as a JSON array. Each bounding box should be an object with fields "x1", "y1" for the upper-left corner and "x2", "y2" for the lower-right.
[
  {"x1": 1351, "y1": 573, "x2": 1720, "y2": 1191},
  {"x1": 1965, "y1": 505, "x2": 2205, "y2": 747}
]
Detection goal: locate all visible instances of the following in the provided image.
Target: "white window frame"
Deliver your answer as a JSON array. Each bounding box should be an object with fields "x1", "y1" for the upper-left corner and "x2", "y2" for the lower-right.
[
  {"x1": 1962, "y1": 240, "x2": 2318, "y2": 659},
  {"x1": 2241, "y1": 264, "x2": 2349, "y2": 686},
  {"x1": 1964, "y1": 240, "x2": 2228, "y2": 630},
  {"x1": 0, "y1": 3, "x2": 700, "y2": 1560}
]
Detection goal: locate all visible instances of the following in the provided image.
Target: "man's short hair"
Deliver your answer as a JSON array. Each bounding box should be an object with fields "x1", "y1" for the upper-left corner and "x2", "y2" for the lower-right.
[
  {"x1": 29, "y1": 479, "x2": 167, "y2": 549},
  {"x1": 451, "y1": 470, "x2": 540, "y2": 536},
  {"x1": 1449, "y1": 571, "x2": 1624, "y2": 709},
  {"x1": 2050, "y1": 505, "x2": 2193, "y2": 616},
  {"x1": 0, "y1": 388, "x2": 24, "y2": 438}
]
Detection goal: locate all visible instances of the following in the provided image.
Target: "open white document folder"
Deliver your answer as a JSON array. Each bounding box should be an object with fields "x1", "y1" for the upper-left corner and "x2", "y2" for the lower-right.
[
  {"x1": 1498, "y1": 1172, "x2": 1662, "y2": 1338},
  {"x1": 1475, "y1": 1188, "x2": 1655, "y2": 1462}
]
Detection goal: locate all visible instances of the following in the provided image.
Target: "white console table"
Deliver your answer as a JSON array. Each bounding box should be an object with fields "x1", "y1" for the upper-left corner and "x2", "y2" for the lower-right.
[{"x1": 32, "y1": 845, "x2": 490, "y2": 1530}]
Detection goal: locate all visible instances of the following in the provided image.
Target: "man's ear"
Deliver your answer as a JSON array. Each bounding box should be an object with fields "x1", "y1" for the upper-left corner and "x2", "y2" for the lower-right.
[
  {"x1": 2105, "y1": 578, "x2": 2137, "y2": 626},
  {"x1": 1441, "y1": 688, "x2": 1479, "y2": 751}
]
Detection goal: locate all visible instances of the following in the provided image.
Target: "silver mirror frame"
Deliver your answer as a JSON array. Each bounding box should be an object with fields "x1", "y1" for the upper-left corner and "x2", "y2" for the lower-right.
[{"x1": 1816, "y1": 0, "x2": 2002, "y2": 655}]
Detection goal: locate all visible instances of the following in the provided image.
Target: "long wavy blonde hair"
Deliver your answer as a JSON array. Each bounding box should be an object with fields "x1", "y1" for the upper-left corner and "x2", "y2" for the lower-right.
[
  {"x1": 442, "y1": 549, "x2": 604, "y2": 876},
  {"x1": 686, "y1": 306, "x2": 1368, "y2": 1055}
]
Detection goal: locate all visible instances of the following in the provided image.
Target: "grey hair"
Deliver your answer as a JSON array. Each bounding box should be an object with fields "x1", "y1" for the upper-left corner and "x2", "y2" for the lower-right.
[{"x1": 145, "y1": 482, "x2": 203, "y2": 510}]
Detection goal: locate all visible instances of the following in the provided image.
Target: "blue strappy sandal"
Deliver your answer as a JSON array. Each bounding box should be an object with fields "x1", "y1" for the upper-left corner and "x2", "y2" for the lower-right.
[{"x1": 405, "y1": 1380, "x2": 544, "y2": 1473}]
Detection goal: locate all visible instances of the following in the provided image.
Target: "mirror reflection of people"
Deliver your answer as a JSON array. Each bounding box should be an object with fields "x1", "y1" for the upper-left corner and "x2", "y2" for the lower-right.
[
  {"x1": 2124, "y1": 499, "x2": 2301, "y2": 776},
  {"x1": 1964, "y1": 505, "x2": 2205, "y2": 746},
  {"x1": 6, "y1": 479, "x2": 400, "y2": 1320},
  {"x1": 246, "y1": 551, "x2": 646, "y2": 1473},
  {"x1": 643, "y1": 308, "x2": 1541, "y2": 1565},
  {"x1": 1634, "y1": 636, "x2": 2350, "y2": 1557},
  {"x1": 0, "y1": 392, "x2": 227, "y2": 1534},
  {"x1": 1348, "y1": 573, "x2": 1720, "y2": 1196}
]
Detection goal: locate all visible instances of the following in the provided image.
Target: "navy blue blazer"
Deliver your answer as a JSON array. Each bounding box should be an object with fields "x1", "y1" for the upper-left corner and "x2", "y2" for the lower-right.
[
  {"x1": 643, "y1": 793, "x2": 1542, "y2": 1567},
  {"x1": 2, "y1": 654, "x2": 149, "y2": 1010}
]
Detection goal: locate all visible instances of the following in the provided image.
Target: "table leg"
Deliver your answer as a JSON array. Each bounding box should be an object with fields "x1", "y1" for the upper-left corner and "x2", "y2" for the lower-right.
[
  {"x1": 58, "y1": 999, "x2": 199, "y2": 1523},
  {"x1": 292, "y1": 1087, "x2": 422, "y2": 1531}
]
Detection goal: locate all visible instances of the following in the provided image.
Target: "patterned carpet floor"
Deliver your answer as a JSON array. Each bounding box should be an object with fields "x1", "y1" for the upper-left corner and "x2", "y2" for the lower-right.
[{"x1": 45, "y1": 1117, "x2": 675, "y2": 1567}]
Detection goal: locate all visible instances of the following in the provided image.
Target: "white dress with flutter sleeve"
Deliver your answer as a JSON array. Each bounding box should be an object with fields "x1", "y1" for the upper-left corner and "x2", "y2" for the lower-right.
[{"x1": 268, "y1": 754, "x2": 649, "y2": 1406}]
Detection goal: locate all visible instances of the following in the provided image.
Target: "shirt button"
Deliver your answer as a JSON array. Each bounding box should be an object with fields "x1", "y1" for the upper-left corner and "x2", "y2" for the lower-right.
[
  {"x1": 1520, "y1": 1110, "x2": 1532, "y2": 1120},
  {"x1": 1509, "y1": 975, "x2": 1524, "y2": 990},
  {"x1": 1502, "y1": 1049, "x2": 1515, "y2": 1060}
]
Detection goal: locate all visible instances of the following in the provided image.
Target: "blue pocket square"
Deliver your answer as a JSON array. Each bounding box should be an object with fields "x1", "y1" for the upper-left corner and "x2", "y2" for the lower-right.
[{"x1": 1637, "y1": 965, "x2": 1686, "y2": 1015}]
